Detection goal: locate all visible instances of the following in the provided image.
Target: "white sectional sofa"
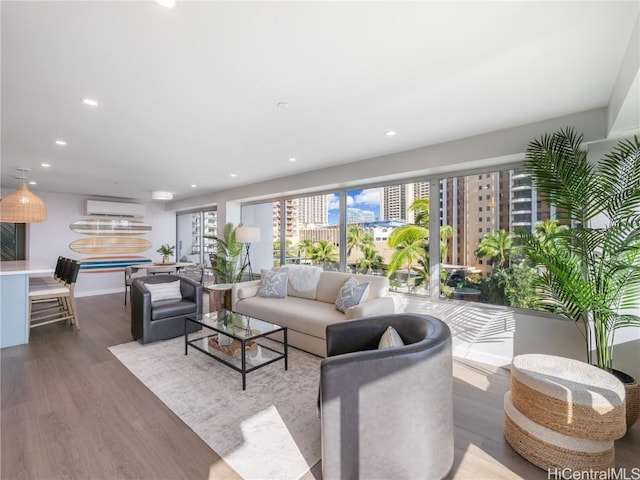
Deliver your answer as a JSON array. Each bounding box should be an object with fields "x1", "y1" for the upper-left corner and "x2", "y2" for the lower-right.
[{"x1": 230, "y1": 267, "x2": 403, "y2": 357}]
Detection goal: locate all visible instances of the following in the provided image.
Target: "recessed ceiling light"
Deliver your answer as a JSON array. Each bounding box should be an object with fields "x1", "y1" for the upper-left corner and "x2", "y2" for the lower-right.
[
  {"x1": 151, "y1": 191, "x2": 173, "y2": 200},
  {"x1": 277, "y1": 101, "x2": 290, "y2": 108},
  {"x1": 230, "y1": 173, "x2": 238, "y2": 178},
  {"x1": 41, "y1": 163, "x2": 50, "y2": 168},
  {"x1": 385, "y1": 131, "x2": 397, "y2": 137},
  {"x1": 191, "y1": 184, "x2": 197, "y2": 188},
  {"x1": 29, "y1": 181, "x2": 37, "y2": 185},
  {"x1": 156, "y1": 0, "x2": 176, "y2": 8},
  {"x1": 289, "y1": 157, "x2": 297, "y2": 162},
  {"x1": 55, "y1": 140, "x2": 67, "y2": 145},
  {"x1": 82, "y1": 98, "x2": 99, "y2": 107}
]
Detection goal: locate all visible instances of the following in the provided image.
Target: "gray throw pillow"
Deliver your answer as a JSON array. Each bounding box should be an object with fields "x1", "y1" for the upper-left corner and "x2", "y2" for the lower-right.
[
  {"x1": 335, "y1": 276, "x2": 370, "y2": 313},
  {"x1": 258, "y1": 267, "x2": 288, "y2": 298},
  {"x1": 378, "y1": 326, "x2": 405, "y2": 349}
]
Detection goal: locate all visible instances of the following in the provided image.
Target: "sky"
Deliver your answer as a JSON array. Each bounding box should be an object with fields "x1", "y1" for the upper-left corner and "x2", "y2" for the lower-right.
[{"x1": 327, "y1": 188, "x2": 381, "y2": 224}]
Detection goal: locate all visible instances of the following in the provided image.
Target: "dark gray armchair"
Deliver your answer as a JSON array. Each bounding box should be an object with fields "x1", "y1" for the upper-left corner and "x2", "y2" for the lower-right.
[
  {"x1": 320, "y1": 313, "x2": 453, "y2": 480},
  {"x1": 131, "y1": 274, "x2": 203, "y2": 344}
]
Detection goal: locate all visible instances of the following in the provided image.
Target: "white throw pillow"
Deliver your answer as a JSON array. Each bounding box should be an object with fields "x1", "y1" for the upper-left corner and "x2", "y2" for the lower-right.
[
  {"x1": 144, "y1": 280, "x2": 182, "y2": 302},
  {"x1": 378, "y1": 326, "x2": 405, "y2": 349},
  {"x1": 286, "y1": 264, "x2": 322, "y2": 299},
  {"x1": 258, "y1": 267, "x2": 288, "y2": 298},
  {"x1": 335, "y1": 276, "x2": 370, "y2": 313}
]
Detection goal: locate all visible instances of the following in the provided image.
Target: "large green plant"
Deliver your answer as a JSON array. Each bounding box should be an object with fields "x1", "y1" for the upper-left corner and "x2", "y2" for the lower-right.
[
  {"x1": 517, "y1": 127, "x2": 640, "y2": 371},
  {"x1": 208, "y1": 223, "x2": 247, "y2": 284}
]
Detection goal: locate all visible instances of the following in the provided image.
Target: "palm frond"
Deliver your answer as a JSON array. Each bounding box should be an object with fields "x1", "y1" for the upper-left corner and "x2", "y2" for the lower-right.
[
  {"x1": 597, "y1": 136, "x2": 640, "y2": 218},
  {"x1": 525, "y1": 127, "x2": 598, "y2": 223}
]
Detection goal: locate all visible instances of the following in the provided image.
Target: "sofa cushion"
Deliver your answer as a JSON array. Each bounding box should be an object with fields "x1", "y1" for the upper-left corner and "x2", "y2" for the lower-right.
[
  {"x1": 258, "y1": 267, "x2": 288, "y2": 298},
  {"x1": 237, "y1": 283, "x2": 260, "y2": 300},
  {"x1": 316, "y1": 271, "x2": 389, "y2": 304},
  {"x1": 335, "y1": 277, "x2": 370, "y2": 313},
  {"x1": 145, "y1": 280, "x2": 182, "y2": 302},
  {"x1": 235, "y1": 296, "x2": 346, "y2": 339},
  {"x1": 286, "y1": 264, "x2": 322, "y2": 300}
]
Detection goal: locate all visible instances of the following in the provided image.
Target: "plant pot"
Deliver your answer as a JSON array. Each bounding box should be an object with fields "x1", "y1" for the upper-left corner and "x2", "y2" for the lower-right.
[
  {"x1": 612, "y1": 369, "x2": 639, "y2": 428},
  {"x1": 162, "y1": 255, "x2": 170, "y2": 264}
]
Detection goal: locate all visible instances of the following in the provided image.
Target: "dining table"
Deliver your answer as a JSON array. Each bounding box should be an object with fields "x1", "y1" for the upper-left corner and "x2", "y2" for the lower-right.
[{"x1": 129, "y1": 261, "x2": 195, "y2": 274}]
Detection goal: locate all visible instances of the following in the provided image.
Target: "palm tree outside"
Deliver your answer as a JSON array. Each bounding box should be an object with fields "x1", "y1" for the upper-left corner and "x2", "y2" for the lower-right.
[
  {"x1": 356, "y1": 244, "x2": 383, "y2": 274},
  {"x1": 474, "y1": 229, "x2": 516, "y2": 270},
  {"x1": 297, "y1": 239, "x2": 315, "y2": 261},
  {"x1": 310, "y1": 239, "x2": 339, "y2": 269}
]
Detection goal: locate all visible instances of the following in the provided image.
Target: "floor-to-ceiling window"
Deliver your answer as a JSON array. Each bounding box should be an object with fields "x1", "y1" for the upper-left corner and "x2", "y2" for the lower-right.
[
  {"x1": 236, "y1": 164, "x2": 556, "y2": 308},
  {"x1": 176, "y1": 209, "x2": 217, "y2": 266},
  {"x1": 438, "y1": 168, "x2": 552, "y2": 307}
]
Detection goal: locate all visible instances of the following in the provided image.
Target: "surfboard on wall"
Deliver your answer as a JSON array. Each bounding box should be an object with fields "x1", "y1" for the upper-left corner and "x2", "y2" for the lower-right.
[
  {"x1": 70, "y1": 218, "x2": 152, "y2": 236},
  {"x1": 70, "y1": 237, "x2": 152, "y2": 254},
  {"x1": 79, "y1": 256, "x2": 152, "y2": 273}
]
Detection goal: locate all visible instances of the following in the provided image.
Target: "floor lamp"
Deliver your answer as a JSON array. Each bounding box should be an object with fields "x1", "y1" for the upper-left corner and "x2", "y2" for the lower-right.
[{"x1": 235, "y1": 226, "x2": 261, "y2": 280}]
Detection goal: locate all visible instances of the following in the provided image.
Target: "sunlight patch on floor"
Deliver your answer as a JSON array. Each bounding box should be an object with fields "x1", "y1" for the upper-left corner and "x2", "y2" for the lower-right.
[{"x1": 225, "y1": 405, "x2": 311, "y2": 480}]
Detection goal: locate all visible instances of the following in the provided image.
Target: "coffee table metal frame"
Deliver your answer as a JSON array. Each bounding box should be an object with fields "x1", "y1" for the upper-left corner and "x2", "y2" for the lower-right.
[{"x1": 185, "y1": 310, "x2": 288, "y2": 390}]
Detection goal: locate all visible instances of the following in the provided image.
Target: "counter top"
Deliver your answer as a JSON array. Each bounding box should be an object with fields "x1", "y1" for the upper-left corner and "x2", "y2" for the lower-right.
[{"x1": 0, "y1": 261, "x2": 54, "y2": 276}]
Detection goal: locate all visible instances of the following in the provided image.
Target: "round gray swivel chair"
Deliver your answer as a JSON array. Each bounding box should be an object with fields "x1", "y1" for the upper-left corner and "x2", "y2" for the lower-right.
[{"x1": 320, "y1": 313, "x2": 454, "y2": 480}]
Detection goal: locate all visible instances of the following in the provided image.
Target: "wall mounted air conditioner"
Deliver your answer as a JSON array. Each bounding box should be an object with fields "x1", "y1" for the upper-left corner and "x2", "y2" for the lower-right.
[{"x1": 85, "y1": 200, "x2": 146, "y2": 218}]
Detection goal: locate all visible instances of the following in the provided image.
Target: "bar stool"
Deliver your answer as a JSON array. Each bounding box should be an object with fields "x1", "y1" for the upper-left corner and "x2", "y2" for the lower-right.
[{"x1": 29, "y1": 259, "x2": 81, "y2": 329}]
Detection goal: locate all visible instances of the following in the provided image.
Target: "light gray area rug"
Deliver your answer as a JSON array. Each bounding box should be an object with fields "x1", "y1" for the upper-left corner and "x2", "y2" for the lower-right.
[{"x1": 109, "y1": 336, "x2": 322, "y2": 480}]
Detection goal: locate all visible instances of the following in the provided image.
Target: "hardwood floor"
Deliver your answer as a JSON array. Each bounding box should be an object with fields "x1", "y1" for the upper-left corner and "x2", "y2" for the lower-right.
[{"x1": 2, "y1": 293, "x2": 638, "y2": 479}]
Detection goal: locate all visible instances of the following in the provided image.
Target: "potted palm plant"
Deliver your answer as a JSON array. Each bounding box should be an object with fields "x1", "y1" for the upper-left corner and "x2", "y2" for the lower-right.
[
  {"x1": 516, "y1": 127, "x2": 640, "y2": 425},
  {"x1": 207, "y1": 222, "x2": 247, "y2": 284}
]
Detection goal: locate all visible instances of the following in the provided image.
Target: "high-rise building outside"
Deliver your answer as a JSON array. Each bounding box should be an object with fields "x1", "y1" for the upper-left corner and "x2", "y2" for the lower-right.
[
  {"x1": 298, "y1": 195, "x2": 328, "y2": 226},
  {"x1": 440, "y1": 169, "x2": 552, "y2": 275},
  {"x1": 380, "y1": 182, "x2": 429, "y2": 223},
  {"x1": 272, "y1": 199, "x2": 299, "y2": 244},
  {"x1": 346, "y1": 208, "x2": 375, "y2": 224}
]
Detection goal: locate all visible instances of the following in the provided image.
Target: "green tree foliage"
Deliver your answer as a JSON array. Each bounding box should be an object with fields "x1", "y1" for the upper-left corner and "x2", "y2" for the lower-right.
[
  {"x1": 386, "y1": 197, "x2": 454, "y2": 288},
  {"x1": 356, "y1": 245, "x2": 384, "y2": 274},
  {"x1": 474, "y1": 229, "x2": 516, "y2": 270},
  {"x1": 297, "y1": 239, "x2": 315, "y2": 259},
  {"x1": 387, "y1": 224, "x2": 427, "y2": 278},
  {"x1": 310, "y1": 239, "x2": 339, "y2": 268}
]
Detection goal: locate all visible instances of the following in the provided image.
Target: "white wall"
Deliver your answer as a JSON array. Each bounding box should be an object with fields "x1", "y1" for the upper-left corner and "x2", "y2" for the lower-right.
[
  {"x1": 27, "y1": 192, "x2": 177, "y2": 297},
  {"x1": 514, "y1": 309, "x2": 640, "y2": 379}
]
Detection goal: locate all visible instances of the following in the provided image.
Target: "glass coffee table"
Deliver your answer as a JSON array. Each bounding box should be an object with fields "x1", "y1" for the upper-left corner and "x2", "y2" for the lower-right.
[{"x1": 185, "y1": 310, "x2": 288, "y2": 390}]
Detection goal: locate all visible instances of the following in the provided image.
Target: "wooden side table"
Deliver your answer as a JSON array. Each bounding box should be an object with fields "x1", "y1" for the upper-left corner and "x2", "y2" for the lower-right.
[{"x1": 206, "y1": 284, "x2": 232, "y2": 312}]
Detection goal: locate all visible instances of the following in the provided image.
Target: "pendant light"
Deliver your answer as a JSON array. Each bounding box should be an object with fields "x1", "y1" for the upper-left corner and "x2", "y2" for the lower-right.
[{"x1": 0, "y1": 168, "x2": 47, "y2": 223}]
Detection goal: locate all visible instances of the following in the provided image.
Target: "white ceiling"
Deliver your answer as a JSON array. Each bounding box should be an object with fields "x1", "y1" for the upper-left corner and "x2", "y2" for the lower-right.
[{"x1": 2, "y1": 1, "x2": 639, "y2": 203}]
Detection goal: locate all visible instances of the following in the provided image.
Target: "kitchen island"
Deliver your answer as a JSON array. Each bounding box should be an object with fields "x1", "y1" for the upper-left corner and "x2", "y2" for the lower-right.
[{"x1": 0, "y1": 261, "x2": 54, "y2": 348}]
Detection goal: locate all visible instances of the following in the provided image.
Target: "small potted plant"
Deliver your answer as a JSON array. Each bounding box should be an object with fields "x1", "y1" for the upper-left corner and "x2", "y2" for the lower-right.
[{"x1": 156, "y1": 244, "x2": 175, "y2": 264}]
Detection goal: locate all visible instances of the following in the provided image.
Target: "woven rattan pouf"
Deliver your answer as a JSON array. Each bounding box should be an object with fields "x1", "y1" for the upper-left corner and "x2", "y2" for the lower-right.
[
  {"x1": 504, "y1": 392, "x2": 615, "y2": 472},
  {"x1": 505, "y1": 354, "x2": 627, "y2": 473},
  {"x1": 510, "y1": 354, "x2": 626, "y2": 440}
]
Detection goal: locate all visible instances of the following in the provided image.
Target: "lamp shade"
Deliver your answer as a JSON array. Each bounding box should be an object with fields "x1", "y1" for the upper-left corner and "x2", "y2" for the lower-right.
[
  {"x1": 0, "y1": 183, "x2": 47, "y2": 223},
  {"x1": 235, "y1": 226, "x2": 261, "y2": 243}
]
